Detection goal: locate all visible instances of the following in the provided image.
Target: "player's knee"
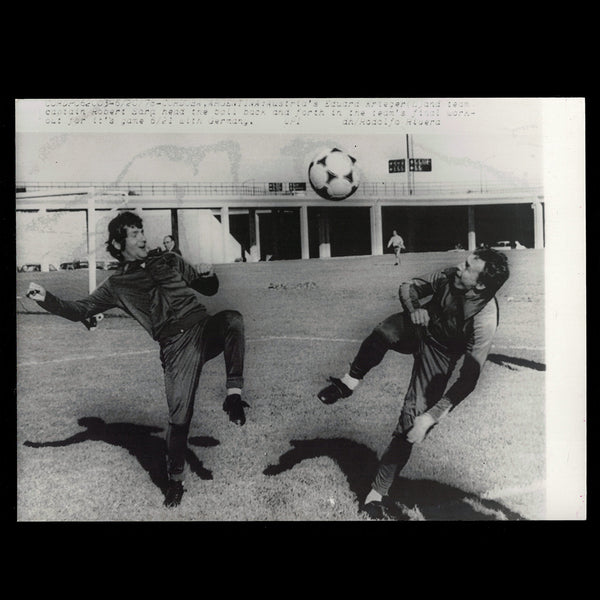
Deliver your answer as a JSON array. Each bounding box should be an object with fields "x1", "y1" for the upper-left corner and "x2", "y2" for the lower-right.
[
  {"x1": 168, "y1": 421, "x2": 188, "y2": 433},
  {"x1": 225, "y1": 310, "x2": 244, "y2": 331},
  {"x1": 167, "y1": 415, "x2": 190, "y2": 431},
  {"x1": 372, "y1": 322, "x2": 399, "y2": 347}
]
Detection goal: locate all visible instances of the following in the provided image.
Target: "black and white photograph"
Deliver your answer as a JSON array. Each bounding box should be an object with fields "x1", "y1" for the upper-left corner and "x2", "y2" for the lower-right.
[{"x1": 15, "y1": 98, "x2": 586, "y2": 521}]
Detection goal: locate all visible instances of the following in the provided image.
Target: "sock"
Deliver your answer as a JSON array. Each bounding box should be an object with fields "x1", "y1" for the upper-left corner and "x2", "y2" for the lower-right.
[
  {"x1": 341, "y1": 374, "x2": 360, "y2": 391},
  {"x1": 227, "y1": 388, "x2": 242, "y2": 396},
  {"x1": 365, "y1": 489, "x2": 383, "y2": 504}
]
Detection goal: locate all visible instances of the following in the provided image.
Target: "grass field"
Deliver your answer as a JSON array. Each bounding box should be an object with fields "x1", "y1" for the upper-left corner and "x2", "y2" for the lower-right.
[{"x1": 16, "y1": 250, "x2": 546, "y2": 521}]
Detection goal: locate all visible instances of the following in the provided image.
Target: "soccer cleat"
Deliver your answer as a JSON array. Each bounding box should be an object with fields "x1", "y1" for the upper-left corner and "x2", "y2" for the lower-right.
[
  {"x1": 317, "y1": 377, "x2": 353, "y2": 405},
  {"x1": 163, "y1": 480, "x2": 185, "y2": 508},
  {"x1": 223, "y1": 394, "x2": 249, "y2": 426},
  {"x1": 361, "y1": 500, "x2": 387, "y2": 520}
]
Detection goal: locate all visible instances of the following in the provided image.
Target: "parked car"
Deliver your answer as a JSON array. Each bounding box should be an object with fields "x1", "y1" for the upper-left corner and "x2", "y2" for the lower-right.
[
  {"x1": 490, "y1": 241, "x2": 512, "y2": 250},
  {"x1": 19, "y1": 263, "x2": 41, "y2": 272},
  {"x1": 490, "y1": 240, "x2": 527, "y2": 250},
  {"x1": 60, "y1": 262, "x2": 75, "y2": 270},
  {"x1": 96, "y1": 260, "x2": 120, "y2": 270}
]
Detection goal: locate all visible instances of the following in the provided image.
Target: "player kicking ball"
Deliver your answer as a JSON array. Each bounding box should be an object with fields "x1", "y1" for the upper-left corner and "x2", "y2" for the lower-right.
[
  {"x1": 27, "y1": 210, "x2": 248, "y2": 508},
  {"x1": 317, "y1": 248, "x2": 509, "y2": 519}
]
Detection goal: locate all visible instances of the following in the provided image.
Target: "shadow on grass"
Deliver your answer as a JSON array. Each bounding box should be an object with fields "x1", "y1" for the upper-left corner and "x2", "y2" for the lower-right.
[
  {"x1": 264, "y1": 438, "x2": 380, "y2": 502},
  {"x1": 487, "y1": 353, "x2": 545, "y2": 371},
  {"x1": 23, "y1": 417, "x2": 219, "y2": 497},
  {"x1": 386, "y1": 476, "x2": 526, "y2": 521},
  {"x1": 264, "y1": 438, "x2": 526, "y2": 521}
]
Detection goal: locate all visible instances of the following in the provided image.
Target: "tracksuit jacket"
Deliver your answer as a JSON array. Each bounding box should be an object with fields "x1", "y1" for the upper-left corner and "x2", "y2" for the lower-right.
[
  {"x1": 399, "y1": 266, "x2": 499, "y2": 421},
  {"x1": 37, "y1": 252, "x2": 218, "y2": 341}
]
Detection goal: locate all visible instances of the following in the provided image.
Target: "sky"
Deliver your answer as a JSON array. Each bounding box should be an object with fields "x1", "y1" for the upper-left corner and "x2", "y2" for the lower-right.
[
  {"x1": 15, "y1": 97, "x2": 549, "y2": 189},
  {"x1": 15, "y1": 130, "x2": 544, "y2": 189}
]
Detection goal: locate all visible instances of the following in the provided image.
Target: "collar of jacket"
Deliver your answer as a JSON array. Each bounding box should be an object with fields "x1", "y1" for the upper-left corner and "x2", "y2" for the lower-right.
[
  {"x1": 462, "y1": 288, "x2": 494, "y2": 321},
  {"x1": 120, "y1": 254, "x2": 167, "y2": 274},
  {"x1": 120, "y1": 259, "x2": 146, "y2": 274}
]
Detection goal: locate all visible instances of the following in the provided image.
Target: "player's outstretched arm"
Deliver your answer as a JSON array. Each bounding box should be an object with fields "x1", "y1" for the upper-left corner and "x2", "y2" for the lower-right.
[
  {"x1": 406, "y1": 413, "x2": 436, "y2": 444},
  {"x1": 197, "y1": 263, "x2": 214, "y2": 277},
  {"x1": 28, "y1": 280, "x2": 117, "y2": 323},
  {"x1": 24, "y1": 431, "x2": 89, "y2": 447},
  {"x1": 190, "y1": 263, "x2": 219, "y2": 296},
  {"x1": 172, "y1": 254, "x2": 219, "y2": 296},
  {"x1": 27, "y1": 282, "x2": 46, "y2": 302}
]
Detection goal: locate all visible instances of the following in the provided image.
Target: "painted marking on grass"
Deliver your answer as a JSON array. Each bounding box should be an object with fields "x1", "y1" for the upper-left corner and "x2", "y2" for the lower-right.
[
  {"x1": 493, "y1": 345, "x2": 545, "y2": 352},
  {"x1": 17, "y1": 335, "x2": 544, "y2": 367},
  {"x1": 248, "y1": 336, "x2": 544, "y2": 353},
  {"x1": 18, "y1": 349, "x2": 156, "y2": 367},
  {"x1": 248, "y1": 335, "x2": 362, "y2": 344}
]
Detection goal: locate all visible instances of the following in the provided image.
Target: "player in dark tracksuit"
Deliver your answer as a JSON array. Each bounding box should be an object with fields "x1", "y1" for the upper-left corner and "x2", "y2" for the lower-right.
[
  {"x1": 27, "y1": 211, "x2": 247, "y2": 508},
  {"x1": 317, "y1": 247, "x2": 509, "y2": 519}
]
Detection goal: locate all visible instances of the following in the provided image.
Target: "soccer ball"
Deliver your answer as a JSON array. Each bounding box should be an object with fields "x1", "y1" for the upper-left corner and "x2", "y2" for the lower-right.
[{"x1": 308, "y1": 147, "x2": 360, "y2": 201}]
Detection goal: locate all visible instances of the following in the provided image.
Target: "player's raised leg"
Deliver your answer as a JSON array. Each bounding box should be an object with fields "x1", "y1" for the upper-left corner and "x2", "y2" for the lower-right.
[
  {"x1": 317, "y1": 312, "x2": 419, "y2": 404},
  {"x1": 201, "y1": 310, "x2": 248, "y2": 426}
]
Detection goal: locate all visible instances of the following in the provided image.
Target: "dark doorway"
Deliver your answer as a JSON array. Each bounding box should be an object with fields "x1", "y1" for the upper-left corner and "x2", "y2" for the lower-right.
[
  {"x1": 382, "y1": 203, "x2": 535, "y2": 252},
  {"x1": 258, "y1": 208, "x2": 301, "y2": 260},
  {"x1": 475, "y1": 204, "x2": 535, "y2": 248},
  {"x1": 229, "y1": 212, "x2": 250, "y2": 261},
  {"x1": 383, "y1": 206, "x2": 468, "y2": 252},
  {"x1": 307, "y1": 206, "x2": 372, "y2": 258}
]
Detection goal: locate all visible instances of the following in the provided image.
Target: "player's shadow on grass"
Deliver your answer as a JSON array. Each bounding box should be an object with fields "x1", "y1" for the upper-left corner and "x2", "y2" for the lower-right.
[
  {"x1": 487, "y1": 353, "x2": 545, "y2": 371},
  {"x1": 263, "y1": 438, "x2": 380, "y2": 502},
  {"x1": 385, "y1": 477, "x2": 525, "y2": 521},
  {"x1": 264, "y1": 438, "x2": 525, "y2": 521},
  {"x1": 23, "y1": 417, "x2": 219, "y2": 497}
]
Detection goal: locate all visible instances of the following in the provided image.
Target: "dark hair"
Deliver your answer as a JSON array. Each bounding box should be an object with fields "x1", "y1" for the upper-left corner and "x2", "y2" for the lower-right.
[
  {"x1": 473, "y1": 247, "x2": 510, "y2": 295},
  {"x1": 163, "y1": 234, "x2": 182, "y2": 256},
  {"x1": 105, "y1": 211, "x2": 144, "y2": 260}
]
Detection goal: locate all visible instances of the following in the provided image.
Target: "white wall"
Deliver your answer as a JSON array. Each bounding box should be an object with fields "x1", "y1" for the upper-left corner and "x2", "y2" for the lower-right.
[
  {"x1": 16, "y1": 207, "x2": 244, "y2": 269},
  {"x1": 178, "y1": 209, "x2": 243, "y2": 264}
]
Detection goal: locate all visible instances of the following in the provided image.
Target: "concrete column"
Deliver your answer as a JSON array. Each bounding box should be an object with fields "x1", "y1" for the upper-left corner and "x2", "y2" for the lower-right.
[
  {"x1": 532, "y1": 201, "x2": 544, "y2": 249},
  {"x1": 220, "y1": 206, "x2": 230, "y2": 263},
  {"x1": 467, "y1": 205, "x2": 476, "y2": 251},
  {"x1": 254, "y1": 210, "x2": 261, "y2": 260},
  {"x1": 87, "y1": 189, "x2": 97, "y2": 292},
  {"x1": 370, "y1": 204, "x2": 383, "y2": 256},
  {"x1": 318, "y1": 209, "x2": 331, "y2": 258},
  {"x1": 38, "y1": 208, "x2": 50, "y2": 273},
  {"x1": 300, "y1": 205, "x2": 309, "y2": 259},
  {"x1": 248, "y1": 209, "x2": 259, "y2": 262}
]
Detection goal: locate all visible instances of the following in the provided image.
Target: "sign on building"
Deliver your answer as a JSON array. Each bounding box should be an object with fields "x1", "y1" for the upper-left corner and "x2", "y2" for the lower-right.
[
  {"x1": 289, "y1": 182, "x2": 307, "y2": 191},
  {"x1": 388, "y1": 159, "x2": 406, "y2": 173},
  {"x1": 409, "y1": 158, "x2": 432, "y2": 172}
]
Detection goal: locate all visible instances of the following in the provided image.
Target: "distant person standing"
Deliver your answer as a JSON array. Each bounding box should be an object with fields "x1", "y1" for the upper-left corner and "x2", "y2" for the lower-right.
[
  {"x1": 163, "y1": 234, "x2": 182, "y2": 256},
  {"x1": 387, "y1": 230, "x2": 405, "y2": 265}
]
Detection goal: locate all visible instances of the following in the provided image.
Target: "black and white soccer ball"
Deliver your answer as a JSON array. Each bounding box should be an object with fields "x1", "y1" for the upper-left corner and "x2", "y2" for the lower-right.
[{"x1": 308, "y1": 147, "x2": 360, "y2": 201}]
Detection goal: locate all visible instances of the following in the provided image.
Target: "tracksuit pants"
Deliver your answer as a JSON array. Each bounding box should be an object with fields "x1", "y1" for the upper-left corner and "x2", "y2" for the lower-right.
[
  {"x1": 348, "y1": 312, "x2": 458, "y2": 497},
  {"x1": 159, "y1": 310, "x2": 245, "y2": 481}
]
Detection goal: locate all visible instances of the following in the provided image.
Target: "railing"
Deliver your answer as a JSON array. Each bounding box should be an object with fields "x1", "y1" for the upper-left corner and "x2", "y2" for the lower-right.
[{"x1": 16, "y1": 181, "x2": 544, "y2": 198}]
